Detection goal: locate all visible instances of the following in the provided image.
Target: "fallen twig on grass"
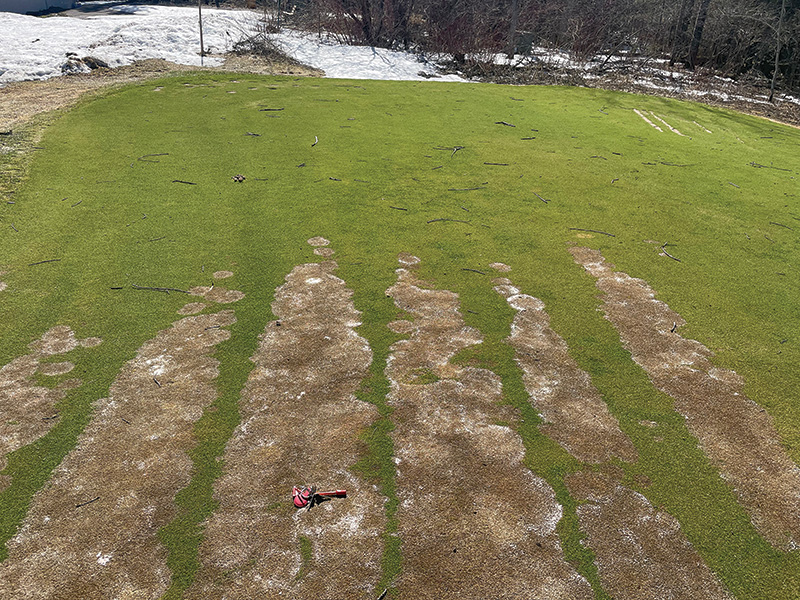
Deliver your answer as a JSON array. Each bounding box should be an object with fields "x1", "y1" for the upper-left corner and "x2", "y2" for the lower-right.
[
  {"x1": 660, "y1": 162, "x2": 691, "y2": 167},
  {"x1": 729, "y1": 182, "x2": 740, "y2": 188},
  {"x1": 153, "y1": 377, "x2": 161, "y2": 387},
  {"x1": 10, "y1": 223, "x2": 18, "y2": 232},
  {"x1": 389, "y1": 206, "x2": 408, "y2": 211},
  {"x1": 29, "y1": 259, "x2": 61, "y2": 266},
  {"x1": 245, "y1": 132, "x2": 260, "y2": 137},
  {"x1": 427, "y1": 218, "x2": 470, "y2": 224},
  {"x1": 569, "y1": 228, "x2": 615, "y2": 237},
  {"x1": 131, "y1": 284, "x2": 189, "y2": 294},
  {"x1": 533, "y1": 192, "x2": 550, "y2": 204},
  {"x1": 661, "y1": 243, "x2": 681, "y2": 262},
  {"x1": 137, "y1": 153, "x2": 169, "y2": 162},
  {"x1": 312, "y1": 136, "x2": 318, "y2": 147},
  {"x1": 484, "y1": 162, "x2": 509, "y2": 166},
  {"x1": 750, "y1": 162, "x2": 791, "y2": 171},
  {"x1": 448, "y1": 187, "x2": 485, "y2": 191},
  {"x1": 376, "y1": 589, "x2": 388, "y2": 600},
  {"x1": 75, "y1": 496, "x2": 100, "y2": 509},
  {"x1": 496, "y1": 121, "x2": 515, "y2": 127},
  {"x1": 71, "y1": 200, "x2": 82, "y2": 207},
  {"x1": 769, "y1": 221, "x2": 794, "y2": 230},
  {"x1": 462, "y1": 268, "x2": 486, "y2": 275},
  {"x1": 172, "y1": 180, "x2": 196, "y2": 185},
  {"x1": 259, "y1": 107, "x2": 284, "y2": 111}
]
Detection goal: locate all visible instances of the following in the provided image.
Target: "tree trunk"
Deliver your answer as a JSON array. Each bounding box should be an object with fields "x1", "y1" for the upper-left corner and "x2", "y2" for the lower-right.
[
  {"x1": 769, "y1": 0, "x2": 787, "y2": 102},
  {"x1": 506, "y1": 0, "x2": 521, "y2": 59},
  {"x1": 669, "y1": 0, "x2": 695, "y2": 66},
  {"x1": 686, "y1": 0, "x2": 712, "y2": 70}
]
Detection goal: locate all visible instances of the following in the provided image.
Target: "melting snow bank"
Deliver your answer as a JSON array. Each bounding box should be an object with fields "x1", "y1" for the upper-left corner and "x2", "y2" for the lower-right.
[
  {"x1": 0, "y1": 4, "x2": 463, "y2": 84},
  {"x1": 271, "y1": 29, "x2": 462, "y2": 82}
]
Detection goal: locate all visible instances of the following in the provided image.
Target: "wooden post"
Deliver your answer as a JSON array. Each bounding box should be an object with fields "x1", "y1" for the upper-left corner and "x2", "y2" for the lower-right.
[{"x1": 198, "y1": 0, "x2": 205, "y2": 66}]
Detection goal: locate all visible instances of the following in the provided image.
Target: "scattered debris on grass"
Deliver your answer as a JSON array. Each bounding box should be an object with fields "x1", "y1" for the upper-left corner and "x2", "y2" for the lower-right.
[
  {"x1": 385, "y1": 256, "x2": 593, "y2": 598},
  {"x1": 571, "y1": 246, "x2": 800, "y2": 550},
  {"x1": 191, "y1": 242, "x2": 382, "y2": 599}
]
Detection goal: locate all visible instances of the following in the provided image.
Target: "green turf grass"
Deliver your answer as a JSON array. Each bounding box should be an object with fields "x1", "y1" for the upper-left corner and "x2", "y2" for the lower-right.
[{"x1": 1, "y1": 74, "x2": 799, "y2": 599}]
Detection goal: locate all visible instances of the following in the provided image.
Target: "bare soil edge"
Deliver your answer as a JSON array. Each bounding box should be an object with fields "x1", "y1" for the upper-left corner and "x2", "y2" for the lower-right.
[
  {"x1": 492, "y1": 268, "x2": 638, "y2": 464},
  {"x1": 385, "y1": 257, "x2": 593, "y2": 599},
  {"x1": 570, "y1": 246, "x2": 800, "y2": 550},
  {"x1": 190, "y1": 243, "x2": 383, "y2": 599},
  {"x1": 0, "y1": 301, "x2": 240, "y2": 599},
  {"x1": 0, "y1": 326, "x2": 98, "y2": 490},
  {"x1": 566, "y1": 470, "x2": 733, "y2": 600},
  {"x1": 0, "y1": 56, "x2": 322, "y2": 131}
]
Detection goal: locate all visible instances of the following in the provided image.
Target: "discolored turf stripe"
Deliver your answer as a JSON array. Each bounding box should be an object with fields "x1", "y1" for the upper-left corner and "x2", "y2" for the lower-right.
[
  {"x1": 571, "y1": 246, "x2": 800, "y2": 550},
  {"x1": 490, "y1": 264, "x2": 638, "y2": 464},
  {"x1": 0, "y1": 326, "x2": 100, "y2": 491},
  {"x1": 385, "y1": 255, "x2": 593, "y2": 599},
  {"x1": 0, "y1": 303, "x2": 239, "y2": 599},
  {"x1": 566, "y1": 470, "x2": 733, "y2": 600},
  {"x1": 190, "y1": 240, "x2": 383, "y2": 599}
]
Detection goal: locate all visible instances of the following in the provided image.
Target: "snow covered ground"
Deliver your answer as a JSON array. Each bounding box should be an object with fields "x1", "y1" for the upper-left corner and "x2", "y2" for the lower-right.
[{"x1": 0, "y1": 2, "x2": 463, "y2": 84}]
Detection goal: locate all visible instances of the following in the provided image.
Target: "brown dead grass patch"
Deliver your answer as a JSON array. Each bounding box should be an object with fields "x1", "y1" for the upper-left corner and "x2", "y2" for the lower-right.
[
  {"x1": 494, "y1": 278, "x2": 637, "y2": 463},
  {"x1": 385, "y1": 258, "x2": 593, "y2": 599},
  {"x1": 566, "y1": 470, "x2": 733, "y2": 600},
  {"x1": 191, "y1": 245, "x2": 382, "y2": 599},
  {"x1": 0, "y1": 306, "x2": 237, "y2": 599},
  {"x1": 571, "y1": 246, "x2": 800, "y2": 550},
  {"x1": 0, "y1": 326, "x2": 98, "y2": 491}
]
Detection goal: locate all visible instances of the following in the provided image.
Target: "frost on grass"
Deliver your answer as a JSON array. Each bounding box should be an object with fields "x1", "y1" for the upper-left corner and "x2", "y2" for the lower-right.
[
  {"x1": 385, "y1": 257, "x2": 593, "y2": 599},
  {"x1": 0, "y1": 308, "x2": 236, "y2": 600},
  {"x1": 566, "y1": 471, "x2": 733, "y2": 600},
  {"x1": 494, "y1": 278, "x2": 637, "y2": 463},
  {"x1": 191, "y1": 243, "x2": 381, "y2": 599},
  {"x1": 571, "y1": 246, "x2": 800, "y2": 550},
  {"x1": 0, "y1": 326, "x2": 97, "y2": 491}
]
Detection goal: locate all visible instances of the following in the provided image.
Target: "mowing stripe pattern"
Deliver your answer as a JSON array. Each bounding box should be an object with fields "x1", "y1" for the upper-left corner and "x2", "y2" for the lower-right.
[
  {"x1": 571, "y1": 246, "x2": 800, "y2": 550},
  {"x1": 491, "y1": 267, "x2": 638, "y2": 463},
  {"x1": 0, "y1": 327, "x2": 99, "y2": 491},
  {"x1": 191, "y1": 240, "x2": 383, "y2": 599},
  {"x1": 385, "y1": 255, "x2": 593, "y2": 599},
  {"x1": 0, "y1": 308, "x2": 237, "y2": 599},
  {"x1": 565, "y1": 470, "x2": 734, "y2": 600}
]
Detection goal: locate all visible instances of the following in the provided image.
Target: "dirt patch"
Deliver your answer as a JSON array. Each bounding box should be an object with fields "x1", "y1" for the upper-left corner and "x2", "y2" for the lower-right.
[
  {"x1": 212, "y1": 270, "x2": 234, "y2": 279},
  {"x1": 571, "y1": 246, "x2": 800, "y2": 550},
  {"x1": 306, "y1": 236, "x2": 330, "y2": 247},
  {"x1": 0, "y1": 282, "x2": 6, "y2": 292},
  {"x1": 566, "y1": 470, "x2": 732, "y2": 600},
  {"x1": 386, "y1": 257, "x2": 593, "y2": 599},
  {"x1": 489, "y1": 262, "x2": 512, "y2": 272},
  {"x1": 0, "y1": 56, "x2": 321, "y2": 131},
  {"x1": 191, "y1": 242, "x2": 382, "y2": 599},
  {"x1": 0, "y1": 326, "x2": 97, "y2": 491},
  {"x1": 494, "y1": 279, "x2": 637, "y2": 463},
  {"x1": 190, "y1": 285, "x2": 245, "y2": 304},
  {"x1": 313, "y1": 247, "x2": 335, "y2": 257},
  {"x1": 0, "y1": 302, "x2": 238, "y2": 598},
  {"x1": 177, "y1": 302, "x2": 207, "y2": 315}
]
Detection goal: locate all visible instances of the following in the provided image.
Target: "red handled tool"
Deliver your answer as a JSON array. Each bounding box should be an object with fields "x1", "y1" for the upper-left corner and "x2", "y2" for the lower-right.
[{"x1": 292, "y1": 485, "x2": 347, "y2": 509}]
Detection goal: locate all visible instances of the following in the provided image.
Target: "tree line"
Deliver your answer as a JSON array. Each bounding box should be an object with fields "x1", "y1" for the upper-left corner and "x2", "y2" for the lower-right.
[{"x1": 284, "y1": 0, "x2": 799, "y2": 95}]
